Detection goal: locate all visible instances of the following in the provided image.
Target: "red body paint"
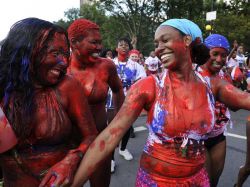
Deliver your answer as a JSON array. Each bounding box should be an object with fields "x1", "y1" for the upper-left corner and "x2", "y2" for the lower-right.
[
  {"x1": 1, "y1": 29, "x2": 97, "y2": 187},
  {"x1": 99, "y1": 140, "x2": 105, "y2": 152},
  {"x1": 68, "y1": 19, "x2": 124, "y2": 187}
]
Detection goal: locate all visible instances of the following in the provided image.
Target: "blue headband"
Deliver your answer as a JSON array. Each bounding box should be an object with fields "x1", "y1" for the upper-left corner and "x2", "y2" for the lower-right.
[
  {"x1": 160, "y1": 19, "x2": 203, "y2": 42},
  {"x1": 204, "y1": 34, "x2": 230, "y2": 52}
]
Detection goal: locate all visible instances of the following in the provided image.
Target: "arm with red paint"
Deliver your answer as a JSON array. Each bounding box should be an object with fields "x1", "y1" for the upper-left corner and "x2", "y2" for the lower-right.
[
  {"x1": 107, "y1": 59, "x2": 125, "y2": 113},
  {"x1": 211, "y1": 77, "x2": 250, "y2": 110},
  {"x1": 39, "y1": 76, "x2": 98, "y2": 187},
  {"x1": 71, "y1": 77, "x2": 155, "y2": 187}
]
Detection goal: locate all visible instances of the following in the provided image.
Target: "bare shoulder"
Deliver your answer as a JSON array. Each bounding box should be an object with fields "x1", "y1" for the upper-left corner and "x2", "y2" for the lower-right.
[
  {"x1": 129, "y1": 76, "x2": 156, "y2": 103},
  {"x1": 99, "y1": 57, "x2": 116, "y2": 70},
  {"x1": 57, "y1": 75, "x2": 82, "y2": 91}
]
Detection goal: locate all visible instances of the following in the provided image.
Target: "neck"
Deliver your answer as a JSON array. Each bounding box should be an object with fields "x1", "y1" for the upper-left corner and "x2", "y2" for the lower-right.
[
  {"x1": 70, "y1": 53, "x2": 87, "y2": 69},
  {"x1": 169, "y1": 60, "x2": 194, "y2": 82},
  {"x1": 201, "y1": 63, "x2": 215, "y2": 76},
  {"x1": 118, "y1": 54, "x2": 127, "y2": 62}
]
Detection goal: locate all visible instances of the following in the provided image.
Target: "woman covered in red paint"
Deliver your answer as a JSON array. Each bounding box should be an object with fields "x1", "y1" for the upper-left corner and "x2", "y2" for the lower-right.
[
  {"x1": 0, "y1": 18, "x2": 97, "y2": 187},
  {"x1": 195, "y1": 34, "x2": 234, "y2": 186},
  {"x1": 67, "y1": 19, "x2": 124, "y2": 187},
  {"x1": 71, "y1": 19, "x2": 250, "y2": 187}
]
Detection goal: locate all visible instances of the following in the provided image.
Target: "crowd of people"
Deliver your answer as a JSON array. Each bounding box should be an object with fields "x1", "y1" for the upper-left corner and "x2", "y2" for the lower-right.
[{"x1": 0, "y1": 16, "x2": 249, "y2": 187}]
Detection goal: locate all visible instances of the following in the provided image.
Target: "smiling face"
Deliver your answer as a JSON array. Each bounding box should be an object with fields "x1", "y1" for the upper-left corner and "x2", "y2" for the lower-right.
[
  {"x1": 154, "y1": 26, "x2": 188, "y2": 71},
  {"x1": 206, "y1": 47, "x2": 227, "y2": 74},
  {"x1": 74, "y1": 29, "x2": 102, "y2": 64},
  {"x1": 129, "y1": 53, "x2": 139, "y2": 62},
  {"x1": 34, "y1": 32, "x2": 69, "y2": 86}
]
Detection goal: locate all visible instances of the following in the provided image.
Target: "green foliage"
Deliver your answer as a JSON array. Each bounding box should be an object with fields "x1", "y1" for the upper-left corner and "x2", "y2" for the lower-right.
[
  {"x1": 53, "y1": 8, "x2": 80, "y2": 30},
  {"x1": 55, "y1": 0, "x2": 250, "y2": 54}
]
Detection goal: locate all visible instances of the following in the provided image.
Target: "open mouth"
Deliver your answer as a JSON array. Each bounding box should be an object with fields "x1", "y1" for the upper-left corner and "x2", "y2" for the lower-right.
[
  {"x1": 91, "y1": 53, "x2": 100, "y2": 58},
  {"x1": 50, "y1": 69, "x2": 66, "y2": 79},
  {"x1": 160, "y1": 53, "x2": 172, "y2": 61},
  {"x1": 212, "y1": 61, "x2": 222, "y2": 69}
]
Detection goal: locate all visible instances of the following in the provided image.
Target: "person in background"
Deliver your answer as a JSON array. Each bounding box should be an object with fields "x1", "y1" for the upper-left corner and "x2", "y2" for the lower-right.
[
  {"x1": 100, "y1": 48, "x2": 114, "y2": 60},
  {"x1": 227, "y1": 40, "x2": 239, "y2": 70},
  {"x1": 128, "y1": 49, "x2": 147, "y2": 81},
  {"x1": 145, "y1": 51, "x2": 161, "y2": 76},
  {"x1": 196, "y1": 34, "x2": 233, "y2": 186},
  {"x1": 236, "y1": 44, "x2": 247, "y2": 69},
  {"x1": 0, "y1": 17, "x2": 98, "y2": 187},
  {"x1": 108, "y1": 39, "x2": 147, "y2": 174},
  {"x1": 71, "y1": 18, "x2": 250, "y2": 187},
  {"x1": 138, "y1": 52, "x2": 145, "y2": 66},
  {"x1": 67, "y1": 18, "x2": 124, "y2": 187}
]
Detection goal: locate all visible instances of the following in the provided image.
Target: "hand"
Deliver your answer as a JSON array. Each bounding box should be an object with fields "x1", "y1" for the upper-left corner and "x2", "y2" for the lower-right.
[
  {"x1": 233, "y1": 40, "x2": 238, "y2": 49},
  {"x1": 39, "y1": 152, "x2": 80, "y2": 187}
]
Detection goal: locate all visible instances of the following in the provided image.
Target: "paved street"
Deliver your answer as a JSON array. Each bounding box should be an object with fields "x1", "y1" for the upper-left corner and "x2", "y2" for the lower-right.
[{"x1": 85, "y1": 110, "x2": 250, "y2": 187}]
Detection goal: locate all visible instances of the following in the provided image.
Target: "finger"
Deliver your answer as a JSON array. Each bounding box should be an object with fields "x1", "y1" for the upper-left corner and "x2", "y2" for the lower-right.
[
  {"x1": 50, "y1": 175, "x2": 63, "y2": 187},
  {"x1": 39, "y1": 172, "x2": 53, "y2": 187}
]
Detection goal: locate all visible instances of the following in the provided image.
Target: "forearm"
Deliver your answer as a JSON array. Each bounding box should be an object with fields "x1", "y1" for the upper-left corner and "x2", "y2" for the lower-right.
[
  {"x1": 72, "y1": 125, "x2": 125, "y2": 187},
  {"x1": 62, "y1": 134, "x2": 97, "y2": 170}
]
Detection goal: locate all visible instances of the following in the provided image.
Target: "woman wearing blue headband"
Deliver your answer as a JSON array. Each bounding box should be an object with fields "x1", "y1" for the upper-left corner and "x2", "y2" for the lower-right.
[
  {"x1": 196, "y1": 34, "x2": 232, "y2": 186},
  {"x1": 71, "y1": 19, "x2": 250, "y2": 187}
]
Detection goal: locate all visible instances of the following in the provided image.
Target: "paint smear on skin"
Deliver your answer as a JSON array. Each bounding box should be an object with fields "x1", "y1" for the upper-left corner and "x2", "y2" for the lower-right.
[
  {"x1": 109, "y1": 127, "x2": 124, "y2": 137},
  {"x1": 99, "y1": 140, "x2": 105, "y2": 152},
  {"x1": 87, "y1": 165, "x2": 95, "y2": 176},
  {"x1": 107, "y1": 127, "x2": 125, "y2": 145}
]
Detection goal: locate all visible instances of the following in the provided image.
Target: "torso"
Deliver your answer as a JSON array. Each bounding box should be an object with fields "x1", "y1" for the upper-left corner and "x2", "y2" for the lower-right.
[
  {"x1": 68, "y1": 58, "x2": 111, "y2": 132},
  {"x1": 197, "y1": 66, "x2": 231, "y2": 138},
  {"x1": 1, "y1": 80, "x2": 74, "y2": 186},
  {"x1": 142, "y1": 69, "x2": 215, "y2": 177}
]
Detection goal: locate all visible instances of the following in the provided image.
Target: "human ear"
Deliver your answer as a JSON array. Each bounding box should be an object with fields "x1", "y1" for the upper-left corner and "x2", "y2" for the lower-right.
[{"x1": 184, "y1": 35, "x2": 192, "y2": 47}]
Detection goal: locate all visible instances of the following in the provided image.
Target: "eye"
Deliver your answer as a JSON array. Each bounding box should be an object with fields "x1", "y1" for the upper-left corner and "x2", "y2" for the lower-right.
[{"x1": 51, "y1": 51, "x2": 60, "y2": 57}]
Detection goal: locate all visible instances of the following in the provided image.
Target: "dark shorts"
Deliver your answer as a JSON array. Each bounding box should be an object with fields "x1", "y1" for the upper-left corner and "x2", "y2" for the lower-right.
[{"x1": 205, "y1": 133, "x2": 226, "y2": 150}]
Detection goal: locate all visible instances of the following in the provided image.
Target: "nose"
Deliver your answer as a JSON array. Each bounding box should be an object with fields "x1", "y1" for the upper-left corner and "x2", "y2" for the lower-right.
[
  {"x1": 216, "y1": 55, "x2": 226, "y2": 66},
  {"x1": 57, "y1": 55, "x2": 69, "y2": 67}
]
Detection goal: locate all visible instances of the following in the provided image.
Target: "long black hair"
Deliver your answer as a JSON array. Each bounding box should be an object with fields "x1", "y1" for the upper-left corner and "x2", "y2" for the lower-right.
[{"x1": 0, "y1": 17, "x2": 69, "y2": 139}]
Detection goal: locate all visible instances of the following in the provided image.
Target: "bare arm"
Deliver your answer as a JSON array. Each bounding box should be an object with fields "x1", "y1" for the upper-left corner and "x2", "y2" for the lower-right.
[
  {"x1": 71, "y1": 77, "x2": 155, "y2": 187},
  {"x1": 211, "y1": 77, "x2": 250, "y2": 110}
]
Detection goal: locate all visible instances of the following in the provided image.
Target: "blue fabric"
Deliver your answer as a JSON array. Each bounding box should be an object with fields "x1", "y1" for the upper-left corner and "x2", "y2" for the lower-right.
[
  {"x1": 204, "y1": 34, "x2": 230, "y2": 52},
  {"x1": 161, "y1": 19, "x2": 203, "y2": 42}
]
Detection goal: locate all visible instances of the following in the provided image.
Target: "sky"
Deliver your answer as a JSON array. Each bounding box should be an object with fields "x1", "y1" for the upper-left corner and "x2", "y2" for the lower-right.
[{"x1": 0, "y1": 0, "x2": 80, "y2": 40}]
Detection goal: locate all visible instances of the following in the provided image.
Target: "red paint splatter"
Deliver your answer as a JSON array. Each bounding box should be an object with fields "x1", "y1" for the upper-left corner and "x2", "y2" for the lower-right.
[{"x1": 99, "y1": 140, "x2": 105, "y2": 152}]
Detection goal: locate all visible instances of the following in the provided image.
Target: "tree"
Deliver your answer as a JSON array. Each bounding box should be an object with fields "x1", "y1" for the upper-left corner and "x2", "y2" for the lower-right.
[
  {"x1": 54, "y1": 8, "x2": 80, "y2": 29},
  {"x1": 55, "y1": 0, "x2": 250, "y2": 54}
]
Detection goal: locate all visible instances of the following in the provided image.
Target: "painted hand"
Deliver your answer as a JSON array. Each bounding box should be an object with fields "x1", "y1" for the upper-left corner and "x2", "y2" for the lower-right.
[{"x1": 39, "y1": 152, "x2": 80, "y2": 187}]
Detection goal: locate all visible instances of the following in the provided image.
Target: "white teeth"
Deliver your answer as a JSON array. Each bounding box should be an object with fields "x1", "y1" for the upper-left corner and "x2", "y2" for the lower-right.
[
  {"x1": 50, "y1": 70, "x2": 60, "y2": 76},
  {"x1": 161, "y1": 54, "x2": 171, "y2": 60},
  {"x1": 92, "y1": 53, "x2": 99, "y2": 58}
]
